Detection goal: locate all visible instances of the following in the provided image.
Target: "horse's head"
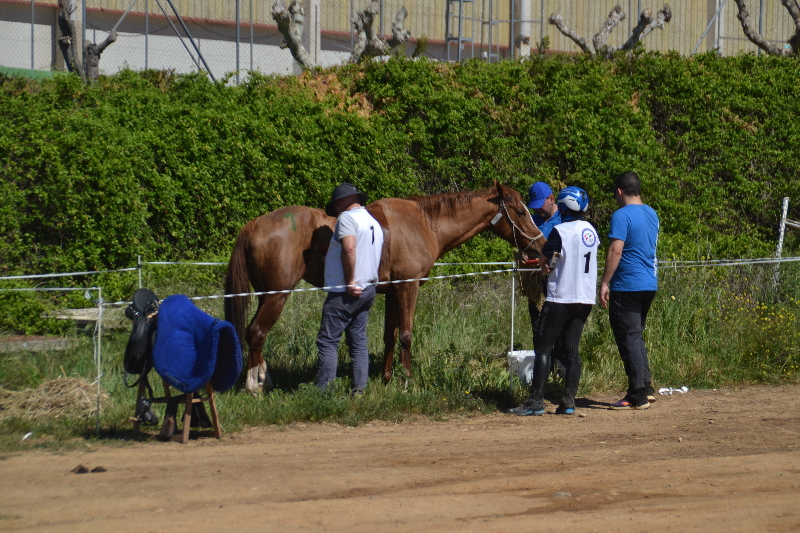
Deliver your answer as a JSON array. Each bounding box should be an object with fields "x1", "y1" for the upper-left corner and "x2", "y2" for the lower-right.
[{"x1": 489, "y1": 181, "x2": 546, "y2": 263}]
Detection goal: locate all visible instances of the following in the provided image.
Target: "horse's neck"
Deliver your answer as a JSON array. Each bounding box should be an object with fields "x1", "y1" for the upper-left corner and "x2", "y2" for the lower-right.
[{"x1": 430, "y1": 190, "x2": 496, "y2": 256}]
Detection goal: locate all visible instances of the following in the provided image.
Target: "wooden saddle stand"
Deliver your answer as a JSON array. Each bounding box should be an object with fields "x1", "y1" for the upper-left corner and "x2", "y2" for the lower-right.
[{"x1": 131, "y1": 376, "x2": 221, "y2": 444}]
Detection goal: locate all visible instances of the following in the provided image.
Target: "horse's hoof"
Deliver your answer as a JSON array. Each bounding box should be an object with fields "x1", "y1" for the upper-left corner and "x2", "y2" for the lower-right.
[{"x1": 262, "y1": 375, "x2": 275, "y2": 393}]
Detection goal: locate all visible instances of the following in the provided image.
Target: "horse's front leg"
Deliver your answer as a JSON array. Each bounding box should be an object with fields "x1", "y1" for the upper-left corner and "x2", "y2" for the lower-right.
[
  {"x1": 382, "y1": 290, "x2": 400, "y2": 383},
  {"x1": 245, "y1": 293, "x2": 289, "y2": 394},
  {"x1": 395, "y1": 282, "x2": 420, "y2": 379}
]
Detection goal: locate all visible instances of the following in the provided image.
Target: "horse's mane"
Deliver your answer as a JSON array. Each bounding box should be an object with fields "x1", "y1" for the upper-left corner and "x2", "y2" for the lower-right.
[{"x1": 406, "y1": 188, "x2": 493, "y2": 224}]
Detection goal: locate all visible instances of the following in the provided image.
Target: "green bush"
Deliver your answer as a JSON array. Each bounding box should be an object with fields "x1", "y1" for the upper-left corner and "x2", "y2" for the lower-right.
[{"x1": 1, "y1": 53, "x2": 799, "y2": 333}]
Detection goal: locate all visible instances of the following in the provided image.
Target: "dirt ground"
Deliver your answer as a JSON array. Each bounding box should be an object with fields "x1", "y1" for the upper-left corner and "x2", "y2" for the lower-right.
[{"x1": 1, "y1": 384, "x2": 799, "y2": 532}]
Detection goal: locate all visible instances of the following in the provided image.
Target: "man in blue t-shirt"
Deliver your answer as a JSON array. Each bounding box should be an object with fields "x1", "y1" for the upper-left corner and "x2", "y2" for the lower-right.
[{"x1": 600, "y1": 171, "x2": 659, "y2": 410}]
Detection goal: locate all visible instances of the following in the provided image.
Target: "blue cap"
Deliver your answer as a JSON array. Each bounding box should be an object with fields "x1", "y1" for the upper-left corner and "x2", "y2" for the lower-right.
[{"x1": 527, "y1": 182, "x2": 553, "y2": 210}]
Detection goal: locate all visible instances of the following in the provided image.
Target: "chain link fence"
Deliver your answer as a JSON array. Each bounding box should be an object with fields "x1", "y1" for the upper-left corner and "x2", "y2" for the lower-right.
[{"x1": 1, "y1": 1, "x2": 797, "y2": 79}]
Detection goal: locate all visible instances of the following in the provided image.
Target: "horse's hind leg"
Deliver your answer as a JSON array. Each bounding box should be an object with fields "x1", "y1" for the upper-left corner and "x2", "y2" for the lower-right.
[
  {"x1": 246, "y1": 293, "x2": 290, "y2": 394},
  {"x1": 395, "y1": 282, "x2": 420, "y2": 381},
  {"x1": 382, "y1": 290, "x2": 400, "y2": 383}
]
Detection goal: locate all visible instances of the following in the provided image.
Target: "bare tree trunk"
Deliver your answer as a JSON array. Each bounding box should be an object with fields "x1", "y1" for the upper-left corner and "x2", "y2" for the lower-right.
[
  {"x1": 351, "y1": 2, "x2": 411, "y2": 63},
  {"x1": 57, "y1": 0, "x2": 118, "y2": 82},
  {"x1": 550, "y1": 4, "x2": 672, "y2": 58},
  {"x1": 735, "y1": 0, "x2": 800, "y2": 56},
  {"x1": 84, "y1": 32, "x2": 117, "y2": 82},
  {"x1": 57, "y1": 0, "x2": 84, "y2": 79},
  {"x1": 272, "y1": 0, "x2": 316, "y2": 70}
]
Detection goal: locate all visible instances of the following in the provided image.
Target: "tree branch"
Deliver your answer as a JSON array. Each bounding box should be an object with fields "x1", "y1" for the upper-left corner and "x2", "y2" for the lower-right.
[
  {"x1": 782, "y1": 0, "x2": 800, "y2": 55},
  {"x1": 386, "y1": 6, "x2": 412, "y2": 49},
  {"x1": 734, "y1": 0, "x2": 787, "y2": 55},
  {"x1": 592, "y1": 5, "x2": 626, "y2": 54},
  {"x1": 272, "y1": 0, "x2": 316, "y2": 70},
  {"x1": 551, "y1": 5, "x2": 671, "y2": 58},
  {"x1": 619, "y1": 5, "x2": 673, "y2": 51},
  {"x1": 548, "y1": 13, "x2": 593, "y2": 56}
]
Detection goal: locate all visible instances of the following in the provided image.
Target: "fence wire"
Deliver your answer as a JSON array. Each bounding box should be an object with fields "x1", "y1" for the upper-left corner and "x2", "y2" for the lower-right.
[{"x1": 1, "y1": 1, "x2": 797, "y2": 78}]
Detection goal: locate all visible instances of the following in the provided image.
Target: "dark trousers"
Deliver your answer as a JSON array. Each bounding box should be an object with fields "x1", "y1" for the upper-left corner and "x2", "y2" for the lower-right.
[
  {"x1": 315, "y1": 286, "x2": 376, "y2": 392},
  {"x1": 530, "y1": 301, "x2": 593, "y2": 409},
  {"x1": 608, "y1": 290, "x2": 656, "y2": 405},
  {"x1": 528, "y1": 299, "x2": 567, "y2": 377}
]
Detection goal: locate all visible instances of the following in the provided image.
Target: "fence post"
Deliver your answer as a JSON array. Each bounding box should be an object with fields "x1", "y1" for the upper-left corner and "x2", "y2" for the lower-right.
[
  {"x1": 249, "y1": 0, "x2": 253, "y2": 71},
  {"x1": 138, "y1": 255, "x2": 142, "y2": 289},
  {"x1": 145, "y1": 0, "x2": 149, "y2": 70},
  {"x1": 95, "y1": 287, "x2": 103, "y2": 437},
  {"x1": 30, "y1": 0, "x2": 35, "y2": 69},
  {"x1": 236, "y1": 0, "x2": 240, "y2": 85},
  {"x1": 772, "y1": 197, "x2": 790, "y2": 292},
  {"x1": 81, "y1": 0, "x2": 86, "y2": 56},
  {"x1": 509, "y1": 267, "x2": 516, "y2": 396},
  {"x1": 510, "y1": 0, "x2": 515, "y2": 59}
]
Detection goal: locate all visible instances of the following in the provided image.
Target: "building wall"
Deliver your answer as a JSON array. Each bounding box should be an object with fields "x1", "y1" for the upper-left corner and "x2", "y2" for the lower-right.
[{"x1": 1, "y1": 1, "x2": 797, "y2": 77}]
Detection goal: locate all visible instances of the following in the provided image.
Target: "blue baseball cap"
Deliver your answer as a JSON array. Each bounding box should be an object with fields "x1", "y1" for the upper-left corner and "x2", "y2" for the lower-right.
[{"x1": 527, "y1": 182, "x2": 553, "y2": 209}]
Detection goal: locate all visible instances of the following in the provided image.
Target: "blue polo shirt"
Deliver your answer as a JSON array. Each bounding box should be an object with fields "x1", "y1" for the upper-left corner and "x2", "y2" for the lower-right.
[
  {"x1": 608, "y1": 204, "x2": 659, "y2": 291},
  {"x1": 533, "y1": 210, "x2": 562, "y2": 239}
]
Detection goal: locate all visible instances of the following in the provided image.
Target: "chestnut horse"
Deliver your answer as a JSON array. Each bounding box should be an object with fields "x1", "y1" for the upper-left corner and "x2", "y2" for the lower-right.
[{"x1": 224, "y1": 182, "x2": 545, "y2": 393}]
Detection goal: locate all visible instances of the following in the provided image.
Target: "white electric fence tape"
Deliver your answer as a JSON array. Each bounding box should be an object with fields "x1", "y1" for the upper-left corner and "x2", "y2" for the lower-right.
[{"x1": 3, "y1": 255, "x2": 799, "y2": 282}]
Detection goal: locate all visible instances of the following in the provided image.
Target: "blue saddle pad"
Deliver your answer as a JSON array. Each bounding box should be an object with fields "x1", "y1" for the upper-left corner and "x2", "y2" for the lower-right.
[{"x1": 152, "y1": 294, "x2": 242, "y2": 393}]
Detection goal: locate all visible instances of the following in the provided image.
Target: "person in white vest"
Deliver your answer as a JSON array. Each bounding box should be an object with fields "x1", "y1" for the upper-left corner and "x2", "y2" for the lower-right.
[
  {"x1": 508, "y1": 186, "x2": 599, "y2": 416},
  {"x1": 315, "y1": 183, "x2": 384, "y2": 395}
]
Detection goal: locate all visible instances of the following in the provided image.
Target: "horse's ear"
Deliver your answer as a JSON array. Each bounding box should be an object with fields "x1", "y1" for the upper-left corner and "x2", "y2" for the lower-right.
[{"x1": 494, "y1": 180, "x2": 504, "y2": 198}]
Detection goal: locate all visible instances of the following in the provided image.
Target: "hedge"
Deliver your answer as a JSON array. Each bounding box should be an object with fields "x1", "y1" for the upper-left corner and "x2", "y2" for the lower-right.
[{"x1": 1, "y1": 52, "x2": 798, "y2": 316}]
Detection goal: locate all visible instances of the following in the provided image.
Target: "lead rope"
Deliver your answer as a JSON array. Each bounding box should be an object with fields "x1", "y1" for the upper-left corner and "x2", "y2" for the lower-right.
[{"x1": 498, "y1": 201, "x2": 545, "y2": 255}]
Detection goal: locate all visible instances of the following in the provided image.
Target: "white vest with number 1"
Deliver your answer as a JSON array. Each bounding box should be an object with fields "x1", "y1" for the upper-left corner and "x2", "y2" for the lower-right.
[{"x1": 546, "y1": 220, "x2": 599, "y2": 305}]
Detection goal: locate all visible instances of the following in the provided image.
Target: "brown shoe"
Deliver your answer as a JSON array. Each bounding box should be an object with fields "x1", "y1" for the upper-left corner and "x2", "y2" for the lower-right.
[{"x1": 609, "y1": 399, "x2": 650, "y2": 410}]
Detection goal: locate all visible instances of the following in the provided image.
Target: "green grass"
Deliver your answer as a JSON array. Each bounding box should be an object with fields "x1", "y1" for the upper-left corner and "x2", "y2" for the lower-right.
[{"x1": 1, "y1": 260, "x2": 799, "y2": 451}]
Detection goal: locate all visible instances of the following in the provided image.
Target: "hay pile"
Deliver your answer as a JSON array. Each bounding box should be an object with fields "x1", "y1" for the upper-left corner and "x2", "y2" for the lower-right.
[{"x1": 0, "y1": 377, "x2": 107, "y2": 420}]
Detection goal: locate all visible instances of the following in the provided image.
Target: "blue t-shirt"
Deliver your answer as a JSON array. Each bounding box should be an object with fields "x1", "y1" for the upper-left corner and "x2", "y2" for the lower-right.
[
  {"x1": 608, "y1": 204, "x2": 659, "y2": 291},
  {"x1": 533, "y1": 210, "x2": 562, "y2": 239}
]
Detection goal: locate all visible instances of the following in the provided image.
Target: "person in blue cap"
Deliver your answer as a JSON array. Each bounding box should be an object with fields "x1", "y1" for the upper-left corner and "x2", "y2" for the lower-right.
[
  {"x1": 527, "y1": 182, "x2": 561, "y2": 240},
  {"x1": 525, "y1": 181, "x2": 566, "y2": 377}
]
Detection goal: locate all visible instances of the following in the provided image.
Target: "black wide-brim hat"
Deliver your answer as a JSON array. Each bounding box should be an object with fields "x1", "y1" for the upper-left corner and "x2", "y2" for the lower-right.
[{"x1": 325, "y1": 183, "x2": 369, "y2": 216}]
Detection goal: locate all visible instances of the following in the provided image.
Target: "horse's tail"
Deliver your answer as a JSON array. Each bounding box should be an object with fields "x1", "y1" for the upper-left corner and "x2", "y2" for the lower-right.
[{"x1": 224, "y1": 221, "x2": 253, "y2": 348}]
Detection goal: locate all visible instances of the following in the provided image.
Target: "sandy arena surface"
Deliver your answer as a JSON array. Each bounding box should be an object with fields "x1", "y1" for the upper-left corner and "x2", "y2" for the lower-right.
[{"x1": 1, "y1": 384, "x2": 799, "y2": 532}]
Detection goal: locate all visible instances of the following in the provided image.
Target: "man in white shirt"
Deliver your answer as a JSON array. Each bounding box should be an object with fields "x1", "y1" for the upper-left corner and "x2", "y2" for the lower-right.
[{"x1": 315, "y1": 183, "x2": 384, "y2": 394}]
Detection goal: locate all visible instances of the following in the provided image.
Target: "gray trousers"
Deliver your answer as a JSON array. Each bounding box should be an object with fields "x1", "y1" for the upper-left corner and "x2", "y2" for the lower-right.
[{"x1": 315, "y1": 286, "x2": 375, "y2": 392}]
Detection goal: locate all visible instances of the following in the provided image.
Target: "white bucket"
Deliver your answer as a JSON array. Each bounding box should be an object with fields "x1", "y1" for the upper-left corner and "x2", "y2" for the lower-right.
[{"x1": 507, "y1": 350, "x2": 536, "y2": 384}]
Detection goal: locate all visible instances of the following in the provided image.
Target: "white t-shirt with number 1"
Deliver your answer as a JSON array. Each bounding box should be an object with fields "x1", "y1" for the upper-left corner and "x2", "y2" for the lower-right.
[{"x1": 324, "y1": 206, "x2": 384, "y2": 292}]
